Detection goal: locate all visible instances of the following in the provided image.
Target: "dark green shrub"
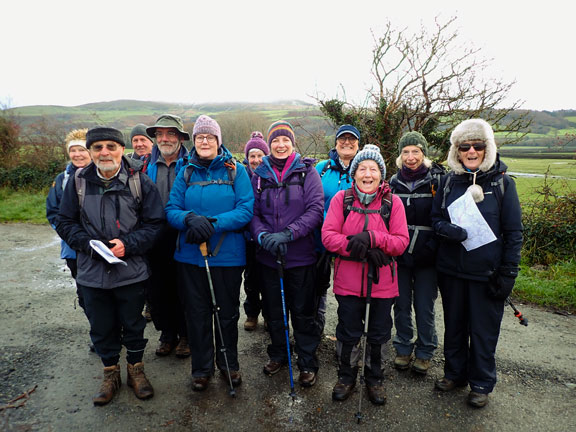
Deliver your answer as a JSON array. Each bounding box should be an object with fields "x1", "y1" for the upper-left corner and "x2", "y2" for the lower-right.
[
  {"x1": 522, "y1": 179, "x2": 576, "y2": 265},
  {"x1": 0, "y1": 160, "x2": 64, "y2": 190}
]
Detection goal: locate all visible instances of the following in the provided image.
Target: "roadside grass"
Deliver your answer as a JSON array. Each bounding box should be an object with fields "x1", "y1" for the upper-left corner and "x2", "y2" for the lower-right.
[
  {"x1": 0, "y1": 187, "x2": 48, "y2": 223},
  {"x1": 515, "y1": 259, "x2": 576, "y2": 313}
]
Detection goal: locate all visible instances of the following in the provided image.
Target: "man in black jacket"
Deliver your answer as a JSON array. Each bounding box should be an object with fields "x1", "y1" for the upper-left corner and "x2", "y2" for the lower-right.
[{"x1": 56, "y1": 126, "x2": 165, "y2": 406}]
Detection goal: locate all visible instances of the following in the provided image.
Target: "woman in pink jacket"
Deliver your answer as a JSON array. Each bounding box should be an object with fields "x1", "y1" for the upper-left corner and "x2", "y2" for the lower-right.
[{"x1": 322, "y1": 144, "x2": 409, "y2": 406}]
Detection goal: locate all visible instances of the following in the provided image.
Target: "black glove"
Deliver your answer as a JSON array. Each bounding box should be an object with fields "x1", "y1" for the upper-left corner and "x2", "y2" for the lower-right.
[
  {"x1": 435, "y1": 221, "x2": 468, "y2": 242},
  {"x1": 366, "y1": 248, "x2": 392, "y2": 268},
  {"x1": 346, "y1": 231, "x2": 371, "y2": 259},
  {"x1": 488, "y1": 267, "x2": 518, "y2": 300},
  {"x1": 260, "y1": 229, "x2": 291, "y2": 256},
  {"x1": 184, "y1": 213, "x2": 215, "y2": 244}
]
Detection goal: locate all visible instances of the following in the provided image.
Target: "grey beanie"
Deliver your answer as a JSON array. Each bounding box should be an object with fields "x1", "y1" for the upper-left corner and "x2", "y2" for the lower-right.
[
  {"x1": 86, "y1": 126, "x2": 125, "y2": 149},
  {"x1": 130, "y1": 124, "x2": 153, "y2": 144},
  {"x1": 350, "y1": 144, "x2": 386, "y2": 180},
  {"x1": 146, "y1": 114, "x2": 190, "y2": 140},
  {"x1": 398, "y1": 131, "x2": 428, "y2": 156}
]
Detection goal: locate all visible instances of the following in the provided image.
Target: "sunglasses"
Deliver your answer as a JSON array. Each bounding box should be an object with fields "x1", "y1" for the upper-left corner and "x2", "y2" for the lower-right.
[
  {"x1": 458, "y1": 142, "x2": 487, "y2": 152},
  {"x1": 91, "y1": 143, "x2": 120, "y2": 152}
]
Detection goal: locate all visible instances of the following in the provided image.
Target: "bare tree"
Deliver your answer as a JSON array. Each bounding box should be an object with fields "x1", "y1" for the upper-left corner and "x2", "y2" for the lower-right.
[{"x1": 317, "y1": 16, "x2": 532, "y2": 168}]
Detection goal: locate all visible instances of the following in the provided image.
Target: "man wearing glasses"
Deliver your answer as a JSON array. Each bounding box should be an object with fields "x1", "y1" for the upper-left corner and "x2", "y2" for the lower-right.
[
  {"x1": 56, "y1": 126, "x2": 165, "y2": 405},
  {"x1": 145, "y1": 114, "x2": 191, "y2": 359}
]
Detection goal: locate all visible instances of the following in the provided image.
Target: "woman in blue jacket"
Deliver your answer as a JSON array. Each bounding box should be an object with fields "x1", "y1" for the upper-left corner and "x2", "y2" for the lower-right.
[
  {"x1": 314, "y1": 124, "x2": 361, "y2": 331},
  {"x1": 165, "y1": 115, "x2": 254, "y2": 393}
]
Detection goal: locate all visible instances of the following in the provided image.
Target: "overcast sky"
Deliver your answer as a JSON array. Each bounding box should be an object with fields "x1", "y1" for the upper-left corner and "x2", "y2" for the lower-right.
[{"x1": 2, "y1": 0, "x2": 574, "y2": 111}]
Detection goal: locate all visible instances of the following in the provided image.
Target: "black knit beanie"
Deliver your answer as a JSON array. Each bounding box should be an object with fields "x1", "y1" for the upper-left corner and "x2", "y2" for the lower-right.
[{"x1": 86, "y1": 127, "x2": 126, "y2": 149}]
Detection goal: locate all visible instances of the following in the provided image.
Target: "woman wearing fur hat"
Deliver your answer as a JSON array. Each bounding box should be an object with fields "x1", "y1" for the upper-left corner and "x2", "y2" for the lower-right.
[
  {"x1": 389, "y1": 131, "x2": 445, "y2": 375},
  {"x1": 165, "y1": 115, "x2": 254, "y2": 392},
  {"x1": 322, "y1": 144, "x2": 409, "y2": 405},
  {"x1": 46, "y1": 129, "x2": 91, "y2": 313},
  {"x1": 250, "y1": 120, "x2": 324, "y2": 387},
  {"x1": 430, "y1": 118, "x2": 522, "y2": 408},
  {"x1": 242, "y1": 131, "x2": 269, "y2": 331}
]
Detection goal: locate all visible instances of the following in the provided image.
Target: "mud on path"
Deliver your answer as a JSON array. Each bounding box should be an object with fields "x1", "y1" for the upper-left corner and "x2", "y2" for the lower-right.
[{"x1": 0, "y1": 223, "x2": 575, "y2": 431}]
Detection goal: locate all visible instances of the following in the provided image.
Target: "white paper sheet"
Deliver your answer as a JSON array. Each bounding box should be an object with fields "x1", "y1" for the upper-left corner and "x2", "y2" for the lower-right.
[
  {"x1": 89, "y1": 240, "x2": 128, "y2": 266},
  {"x1": 447, "y1": 191, "x2": 497, "y2": 251}
]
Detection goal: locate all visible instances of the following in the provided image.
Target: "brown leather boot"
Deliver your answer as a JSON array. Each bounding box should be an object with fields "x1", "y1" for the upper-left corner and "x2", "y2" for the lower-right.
[
  {"x1": 127, "y1": 362, "x2": 154, "y2": 400},
  {"x1": 93, "y1": 365, "x2": 121, "y2": 406}
]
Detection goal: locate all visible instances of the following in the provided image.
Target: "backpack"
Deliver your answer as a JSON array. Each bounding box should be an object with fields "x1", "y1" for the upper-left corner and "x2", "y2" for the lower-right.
[
  {"x1": 342, "y1": 187, "x2": 393, "y2": 231},
  {"x1": 183, "y1": 158, "x2": 237, "y2": 188},
  {"x1": 75, "y1": 168, "x2": 142, "y2": 209},
  {"x1": 440, "y1": 170, "x2": 507, "y2": 211},
  {"x1": 255, "y1": 164, "x2": 309, "y2": 206}
]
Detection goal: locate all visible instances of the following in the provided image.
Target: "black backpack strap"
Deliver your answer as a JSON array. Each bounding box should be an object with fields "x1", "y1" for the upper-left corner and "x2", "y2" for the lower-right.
[{"x1": 74, "y1": 168, "x2": 86, "y2": 209}]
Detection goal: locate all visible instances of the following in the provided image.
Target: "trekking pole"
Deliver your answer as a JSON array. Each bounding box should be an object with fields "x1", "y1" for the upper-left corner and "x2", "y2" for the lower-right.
[
  {"x1": 355, "y1": 262, "x2": 374, "y2": 424},
  {"x1": 277, "y1": 253, "x2": 296, "y2": 401},
  {"x1": 200, "y1": 242, "x2": 236, "y2": 397},
  {"x1": 506, "y1": 297, "x2": 528, "y2": 326}
]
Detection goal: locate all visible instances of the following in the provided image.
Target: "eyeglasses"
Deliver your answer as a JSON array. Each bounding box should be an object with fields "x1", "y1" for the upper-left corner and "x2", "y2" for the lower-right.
[
  {"x1": 458, "y1": 142, "x2": 487, "y2": 152},
  {"x1": 337, "y1": 136, "x2": 358, "y2": 144},
  {"x1": 195, "y1": 135, "x2": 217, "y2": 144},
  {"x1": 91, "y1": 143, "x2": 119, "y2": 152},
  {"x1": 155, "y1": 130, "x2": 178, "y2": 138}
]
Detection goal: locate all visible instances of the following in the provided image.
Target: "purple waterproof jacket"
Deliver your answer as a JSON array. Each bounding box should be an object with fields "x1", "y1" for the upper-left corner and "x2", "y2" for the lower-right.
[{"x1": 250, "y1": 153, "x2": 324, "y2": 269}]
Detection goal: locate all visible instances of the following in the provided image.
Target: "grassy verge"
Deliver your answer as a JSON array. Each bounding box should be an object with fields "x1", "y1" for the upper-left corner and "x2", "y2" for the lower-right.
[
  {"x1": 0, "y1": 187, "x2": 48, "y2": 224},
  {"x1": 514, "y1": 259, "x2": 576, "y2": 314}
]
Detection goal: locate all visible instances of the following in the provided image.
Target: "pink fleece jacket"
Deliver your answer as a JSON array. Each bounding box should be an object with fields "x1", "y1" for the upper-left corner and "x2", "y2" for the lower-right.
[{"x1": 321, "y1": 184, "x2": 409, "y2": 298}]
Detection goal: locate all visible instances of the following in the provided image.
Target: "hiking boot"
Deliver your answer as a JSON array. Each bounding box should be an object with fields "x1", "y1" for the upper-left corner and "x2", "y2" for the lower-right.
[
  {"x1": 244, "y1": 316, "x2": 258, "y2": 331},
  {"x1": 434, "y1": 377, "x2": 467, "y2": 392},
  {"x1": 298, "y1": 371, "x2": 317, "y2": 388},
  {"x1": 332, "y1": 380, "x2": 355, "y2": 401},
  {"x1": 412, "y1": 358, "x2": 431, "y2": 375},
  {"x1": 192, "y1": 376, "x2": 210, "y2": 392},
  {"x1": 467, "y1": 391, "x2": 489, "y2": 408},
  {"x1": 175, "y1": 337, "x2": 191, "y2": 358},
  {"x1": 263, "y1": 360, "x2": 284, "y2": 376},
  {"x1": 155, "y1": 339, "x2": 177, "y2": 356},
  {"x1": 220, "y1": 369, "x2": 242, "y2": 387},
  {"x1": 366, "y1": 382, "x2": 387, "y2": 405},
  {"x1": 127, "y1": 362, "x2": 154, "y2": 400},
  {"x1": 394, "y1": 353, "x2": 412, "y2": 370},
  {"x1": 93, "y1": 364, "x2": 121, "y2": 406},
  {"x1": 143, "y1": 303, "x2": 152, "y2": 322}
]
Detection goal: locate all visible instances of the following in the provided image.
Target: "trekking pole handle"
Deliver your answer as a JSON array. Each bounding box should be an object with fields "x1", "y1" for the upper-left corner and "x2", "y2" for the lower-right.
[{"x1": 200, "y1": 242, "x2": 209, "y2": 258}]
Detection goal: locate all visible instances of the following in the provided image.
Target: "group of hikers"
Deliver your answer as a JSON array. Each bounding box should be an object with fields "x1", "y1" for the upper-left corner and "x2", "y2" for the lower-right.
[{"x1": 46, "y1": 114, "x2": 522, "y2": 410}]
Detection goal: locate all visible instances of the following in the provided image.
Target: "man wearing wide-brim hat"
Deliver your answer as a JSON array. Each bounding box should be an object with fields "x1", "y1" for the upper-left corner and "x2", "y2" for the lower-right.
[{"x1": 144, "y1": 114, "x2": 192, "y2": 359}]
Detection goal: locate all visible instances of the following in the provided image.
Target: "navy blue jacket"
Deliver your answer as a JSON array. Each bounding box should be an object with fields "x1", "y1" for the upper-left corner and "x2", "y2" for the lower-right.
[{"x1": 431, "y1": 158, "x2": 523, "y2": 281}]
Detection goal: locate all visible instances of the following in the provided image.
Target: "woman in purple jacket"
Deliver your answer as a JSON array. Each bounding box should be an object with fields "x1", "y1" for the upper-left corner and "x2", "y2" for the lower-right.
[{"x1": 250, "y1": 120, "x2": 324, "y2": 387}]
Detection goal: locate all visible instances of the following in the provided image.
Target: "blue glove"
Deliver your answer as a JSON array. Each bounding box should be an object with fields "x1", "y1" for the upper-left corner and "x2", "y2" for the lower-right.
[{"x1": 260, "y1": 229, "x2": 291, "y2": 256}]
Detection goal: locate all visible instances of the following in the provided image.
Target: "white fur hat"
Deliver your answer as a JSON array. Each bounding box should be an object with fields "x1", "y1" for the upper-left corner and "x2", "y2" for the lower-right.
[
  {"x1": 447, "y1": 118, "x2": 497, "y2": 174},
  {"x1": 447, "y1": 118, "x2": 498, "y2": 203}
]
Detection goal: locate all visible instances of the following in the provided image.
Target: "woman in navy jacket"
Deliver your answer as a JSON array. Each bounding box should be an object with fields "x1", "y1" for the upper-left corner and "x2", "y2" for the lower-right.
[{"x1": 431, "y1": 119, "x2": 522, "y2": 408}]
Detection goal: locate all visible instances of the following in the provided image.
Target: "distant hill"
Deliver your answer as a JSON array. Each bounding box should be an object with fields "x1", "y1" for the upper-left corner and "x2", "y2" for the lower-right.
[{"x1": 6, "y1": 100, "x2": 576, "y2": 154}]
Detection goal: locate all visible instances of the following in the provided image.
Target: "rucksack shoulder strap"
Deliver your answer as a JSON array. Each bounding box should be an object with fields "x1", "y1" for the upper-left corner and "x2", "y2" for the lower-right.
[
  {"x1": 128, "y1": 170, "x2": 142, "y2": 205},
  {"x1": 74, "y1": 168, "x2": 86, "y2": 209}
]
